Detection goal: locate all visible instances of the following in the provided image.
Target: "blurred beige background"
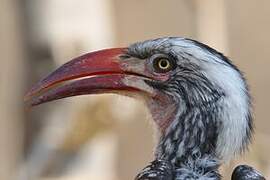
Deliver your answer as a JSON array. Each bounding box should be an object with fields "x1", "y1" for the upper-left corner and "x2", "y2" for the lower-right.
[{"x1": 0, "y1": 0, "x2": 269, "y2": 179}]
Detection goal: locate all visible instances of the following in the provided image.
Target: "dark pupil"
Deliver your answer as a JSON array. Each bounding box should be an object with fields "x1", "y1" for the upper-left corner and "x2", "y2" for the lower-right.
[
  {"x1": 153, "y1": 57, "x2": 174, "y2": 73},
  {"x1": 160, "y1": 59, "x2": 169, "y2": 68}
]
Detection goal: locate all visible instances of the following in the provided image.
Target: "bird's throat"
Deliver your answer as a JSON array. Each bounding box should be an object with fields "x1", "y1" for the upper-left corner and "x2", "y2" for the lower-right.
[
  {"x1": 153, "y1": 105, "x2": 221, "y2": 178},
  {"x1": 146, "y1": 95, "x2": 178, "y2": 133}
]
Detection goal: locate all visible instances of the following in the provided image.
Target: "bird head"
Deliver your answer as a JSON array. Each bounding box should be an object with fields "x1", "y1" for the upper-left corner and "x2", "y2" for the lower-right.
[{"x1": 25, "y1": 37, "x2": 252, "y2": 164}]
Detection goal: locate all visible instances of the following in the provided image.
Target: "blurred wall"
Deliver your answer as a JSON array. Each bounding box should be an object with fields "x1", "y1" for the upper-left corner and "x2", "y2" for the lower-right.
[
  {"x1": 225, "y1": 1, "x2": 270, "y2": 177},
  {"x1": 0, "y1": 0, "x2": 26, "y2": 179},
  {"x1": 0, "y1": 0, "x2": 270, "y2": 180},
  {"x1": 227, "y1": 0, "x2": 270, "y2": 134}
]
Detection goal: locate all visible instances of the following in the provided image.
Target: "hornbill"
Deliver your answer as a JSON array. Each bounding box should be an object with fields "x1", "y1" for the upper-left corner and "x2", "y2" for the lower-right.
[{"x1": 25, "y1": 37, "x2": 265, "y2": 179}]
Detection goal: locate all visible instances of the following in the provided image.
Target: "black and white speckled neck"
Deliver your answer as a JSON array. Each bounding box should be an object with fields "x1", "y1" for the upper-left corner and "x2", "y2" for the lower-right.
[{"x1": 127, "y1": 37, "x2": 253, "y2": 179}]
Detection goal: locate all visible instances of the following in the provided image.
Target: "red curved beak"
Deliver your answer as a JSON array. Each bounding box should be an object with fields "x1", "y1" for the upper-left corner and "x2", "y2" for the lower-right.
[{"x1": 25, "y1": 48, "x2": 155, "y2": 106}]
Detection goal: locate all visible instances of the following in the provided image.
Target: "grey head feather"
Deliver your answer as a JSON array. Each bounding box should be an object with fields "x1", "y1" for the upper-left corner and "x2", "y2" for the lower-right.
[{"x1": 128, "y1": 37, "x2": 254, "y2": 179}]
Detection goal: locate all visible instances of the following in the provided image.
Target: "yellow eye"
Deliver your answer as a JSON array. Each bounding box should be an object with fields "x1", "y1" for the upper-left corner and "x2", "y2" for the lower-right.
[
  {"x1": 153, "y1": 57, "x2": 174, "y2": 73},
  {"x1": 158, "y1": 59, "x2": 171, "y2": 70}
]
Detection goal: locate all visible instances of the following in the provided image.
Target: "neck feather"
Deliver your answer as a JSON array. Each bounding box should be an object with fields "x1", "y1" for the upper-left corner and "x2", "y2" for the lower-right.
[{"x1": 155, "y1": 105, "x2": 222, "y2": 179}]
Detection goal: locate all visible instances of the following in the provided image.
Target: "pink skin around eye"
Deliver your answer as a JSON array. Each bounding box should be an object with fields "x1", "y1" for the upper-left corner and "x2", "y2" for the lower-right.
[
  {"x1": 144, "y1": 63, "x2": 171, "y2": 82},
  {"x1": 151, "y1": 72, "x2": 170, "y2": 81},
  {"x1": 119, "y1": 59, "x2": 171, "y2": 82}
]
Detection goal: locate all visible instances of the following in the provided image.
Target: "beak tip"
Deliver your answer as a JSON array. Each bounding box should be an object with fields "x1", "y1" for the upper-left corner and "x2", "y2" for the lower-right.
[
  {"x1": 24, "y1": 89, "x2": 37, "y2": 103},
  {"x1": 24, "y1": 47, "x2": 139, "y2": 107},
  {"x1": 24, "y1": 96, "x2": 44, "y2": 107},
  {"x1": 24, "y1": 93, "x2": 31, "y2": 102}
]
